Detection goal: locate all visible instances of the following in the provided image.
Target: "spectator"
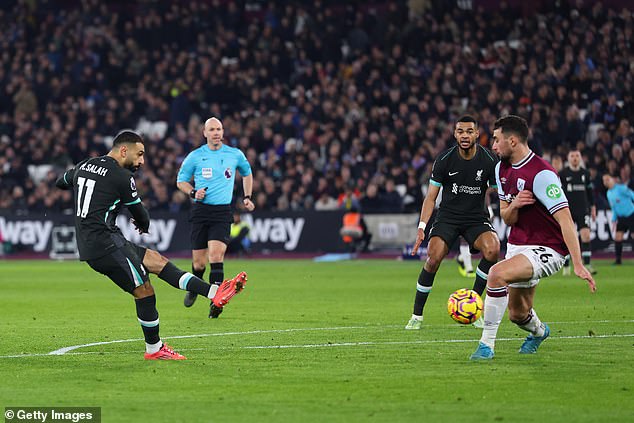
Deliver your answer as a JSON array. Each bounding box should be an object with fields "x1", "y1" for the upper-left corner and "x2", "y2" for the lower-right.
[
  {"x1": 360, "y1": 183, "x2": 383, "y2": 214},
  {"x1": 0, "y1": 1, "x2": 631, "y2": 216}
]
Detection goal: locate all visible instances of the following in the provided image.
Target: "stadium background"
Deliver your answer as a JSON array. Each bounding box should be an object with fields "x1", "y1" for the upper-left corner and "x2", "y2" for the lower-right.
[{"x1": 0, "y1": 0, "x2": 632, "y2": 257}]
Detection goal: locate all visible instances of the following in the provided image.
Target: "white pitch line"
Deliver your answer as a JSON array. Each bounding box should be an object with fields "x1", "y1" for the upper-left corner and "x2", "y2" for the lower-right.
[
  {"x1": 48, "y1": 325, "x2": 374, "y2": 355},
  {"x1": 242, "y1": 333, "x2": 634, "y2": 349},
  {"x1": 0, "y1": 332, "x2": 632, "y2": 359},
  {"x1": 47, "y1": 318, "x2": 634, "y2": 355},
  {"x1": 37, "y1": 319, "x2": 634, "y2": 356}
]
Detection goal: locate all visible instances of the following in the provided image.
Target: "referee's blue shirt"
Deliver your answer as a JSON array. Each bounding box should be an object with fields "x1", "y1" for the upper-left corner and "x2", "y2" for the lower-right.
[
  {"x1": 606, "y1": 183, "x2": 634, "y2": 221},
  {"x1": 177, "y1": 144, "x2": 252, "y2": 205}
]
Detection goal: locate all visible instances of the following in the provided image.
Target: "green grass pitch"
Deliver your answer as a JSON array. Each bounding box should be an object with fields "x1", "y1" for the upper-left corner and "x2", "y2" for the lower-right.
[{"x1": 0, "y1": 258, "x2": 632, "y2": 422}]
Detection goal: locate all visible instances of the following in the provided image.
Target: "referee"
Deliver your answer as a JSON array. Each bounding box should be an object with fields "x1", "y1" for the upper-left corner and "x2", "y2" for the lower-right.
[
  {"x1": 602, "y1": 173, "x2": 634, "y2": 265},
  {"x1": 177, "y1": 117, "x2": 255, "y2": 317}
]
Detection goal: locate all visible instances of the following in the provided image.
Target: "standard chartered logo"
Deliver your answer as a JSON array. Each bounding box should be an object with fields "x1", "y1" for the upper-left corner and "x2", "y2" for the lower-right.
[{"x1": 546, "y1": 184, "x2": 562, "y2": 199}]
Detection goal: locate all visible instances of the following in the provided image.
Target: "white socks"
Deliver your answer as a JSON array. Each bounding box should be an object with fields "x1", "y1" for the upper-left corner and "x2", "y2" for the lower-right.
[
  {"x1": 479, "y1": 286, "x2": 508, "y2": 349},
  {"x1": 518, "y1": 309, "x2": 545, "y2": 337},
  {"x1": 207, "y1": 284, "x2": 219, "y2": 300},
  {"x1": 146, "y1": 340, "x2": 162, "y2": 354},
  {"x1": 459, "y1": 244, "x2": 473, "y2": 272}
]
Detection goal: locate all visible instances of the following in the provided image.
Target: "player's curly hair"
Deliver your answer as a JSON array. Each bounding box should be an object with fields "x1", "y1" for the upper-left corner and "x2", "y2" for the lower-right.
[
  {"x1": 493, "y1": 115, "x2": 529, "y2": 143},
  {"x1": 456, "y1": 115, "x2": 478, "y2": 127},
  {"x1": 112, "y1": 130, "x2": 144, "y2": 147}
]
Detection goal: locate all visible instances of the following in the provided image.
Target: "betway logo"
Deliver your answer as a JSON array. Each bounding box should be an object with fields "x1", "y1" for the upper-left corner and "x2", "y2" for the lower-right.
[
  {"x1": 241, "y1": 215, "x2": 305, "y2": 250},
  {"x1": 116, "y1": 216, "x2": 177, "y2": 251},
  {"x1": 0, "y1": 217, "x2": 52, "y2": 252}
]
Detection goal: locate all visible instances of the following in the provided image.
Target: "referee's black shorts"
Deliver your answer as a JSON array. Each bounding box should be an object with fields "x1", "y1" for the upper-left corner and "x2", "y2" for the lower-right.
[
  {"x1": 428, "y1": 219, "x2": 496, "y2": 253},
  {"x1": 86, "y1": 240, "x2": 149, "y2": 294},
  {"x1": 616, "y1": 213, "x2": 634, "y2": 233},
  {"x1": 189, "y1": 203, "x2": 232, "y2": 249}
]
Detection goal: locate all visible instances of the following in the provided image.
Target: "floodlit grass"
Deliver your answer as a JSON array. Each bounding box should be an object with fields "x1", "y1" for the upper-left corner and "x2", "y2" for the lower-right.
[{"x1": 0, "y1": 258, "x2": 632, "y2": 422}]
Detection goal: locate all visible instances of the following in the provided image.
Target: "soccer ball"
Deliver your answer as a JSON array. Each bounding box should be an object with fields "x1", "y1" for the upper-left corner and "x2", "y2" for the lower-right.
[{"x1": 447, "y1": 288, "x2": 483, "y2": 324}]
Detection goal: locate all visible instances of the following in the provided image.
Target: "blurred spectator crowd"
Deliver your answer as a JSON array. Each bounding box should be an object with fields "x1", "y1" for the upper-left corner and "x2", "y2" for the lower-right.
[{"x1": 0, "y1": 0, "x2": 632, "y2": 215}]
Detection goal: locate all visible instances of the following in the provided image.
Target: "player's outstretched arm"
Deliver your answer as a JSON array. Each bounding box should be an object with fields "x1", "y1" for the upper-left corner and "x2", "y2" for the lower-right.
[
  {"x1": 553, "y1": 208, "x2": 597, "y2": 292},
  {"x1": 412, "y1": 184, "x2": 440, "y2": 255},
  {"x1": 55, "y1": 169, "x2": 75, "y2": 190},
  {"x1": 128, "y1": 202, "x2": 150, "y2": 234}
]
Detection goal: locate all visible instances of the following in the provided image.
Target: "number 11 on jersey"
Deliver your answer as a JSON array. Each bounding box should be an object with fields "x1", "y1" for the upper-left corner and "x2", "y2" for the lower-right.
[{"x1": 76, "y1": 176, "x2": 96, "y2": 218}]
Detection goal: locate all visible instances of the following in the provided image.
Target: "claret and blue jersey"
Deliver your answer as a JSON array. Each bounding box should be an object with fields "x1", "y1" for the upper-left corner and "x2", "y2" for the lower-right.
[
  {"x1": 177, "y1": 144, "x2": 252, "y2": 205},
  {"x1": 496, "y1": 150, "x2": 569, "y2": 256}
]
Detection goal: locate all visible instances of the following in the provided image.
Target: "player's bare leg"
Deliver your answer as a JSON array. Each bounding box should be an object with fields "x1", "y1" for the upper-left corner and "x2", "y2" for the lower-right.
[
  {"x1": 471, "y1": 254, "x2": 532, "y2": 360},
  {"x1": 470, "y1": 231, "x2": 500, "y2": 328},
  {"x1": 132, "y1": 281, "x2": 186, "y2": 360},
  {"x1": 142, "y1": 249, "x2": 222, "y2": 317},
  {"x1": 507, "y1": 285, "x2": 550, "y2": 353},
  {"x1": 406, "y1": 237, "x2": 449, "y2": 329}
]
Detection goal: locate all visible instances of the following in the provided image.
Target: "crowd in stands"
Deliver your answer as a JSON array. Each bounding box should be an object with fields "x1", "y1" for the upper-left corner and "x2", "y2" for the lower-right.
[{"x1": 0, "y1": 0, "x2": 632, "y2": 216}]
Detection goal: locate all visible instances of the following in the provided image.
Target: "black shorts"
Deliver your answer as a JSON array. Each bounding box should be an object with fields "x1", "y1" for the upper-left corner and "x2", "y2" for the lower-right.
[
  {"x1": 86, "y1": 241, "x2": 149, "y2": 294},
  {"x1": 428, "y1": 219, "x2": 496, "y2": 252},
  {"x1": 616, "y1": 214, "x2": 634, "y2": 233},
  {"x1": 571, "y1": 211, "x2": 591, "y2": 230},
  {"x1": 190, "y1": 203, "x2": 232, "y2": 249}
]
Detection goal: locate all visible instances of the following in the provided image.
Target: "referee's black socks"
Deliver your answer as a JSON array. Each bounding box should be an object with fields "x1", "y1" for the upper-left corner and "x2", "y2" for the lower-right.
[
  {"x1": 210, "y1": 262, "x2": 224, "y2": 286},
  {"x1": 158, "y1": 261, "x2": 213, "y2": 298},
  {"x1": 192, "y1": 264, "x2": 205, "y2": 281},
  {"x1": 615, "y1": 241, "x2": 623, "y2": 264}
]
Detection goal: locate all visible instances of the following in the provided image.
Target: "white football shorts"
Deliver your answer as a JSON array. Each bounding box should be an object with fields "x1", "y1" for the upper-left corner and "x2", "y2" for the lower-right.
[{"x1": 505, "y1": 243, "x2": 566, "y2": 288}]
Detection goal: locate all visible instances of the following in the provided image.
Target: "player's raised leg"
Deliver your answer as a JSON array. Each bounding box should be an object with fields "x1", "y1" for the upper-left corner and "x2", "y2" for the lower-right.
[{"x1": 142, "y1": 249, "x2": 220, "y2": 304}]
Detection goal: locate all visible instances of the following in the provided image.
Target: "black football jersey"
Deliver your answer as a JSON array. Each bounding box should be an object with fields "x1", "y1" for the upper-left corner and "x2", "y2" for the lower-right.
[
  {"x1": 59, "y1": 156, "x2": 141, "y2": 260},
  {"x1": 559, "y1": 166, "x2": 594, "y2": 215},
  {"x1": 430, "y1": 145, "x2": 498, "y2": 222}
]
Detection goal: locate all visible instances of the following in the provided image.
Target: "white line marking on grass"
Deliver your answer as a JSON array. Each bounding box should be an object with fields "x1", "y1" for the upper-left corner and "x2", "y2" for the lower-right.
[
  {"x1": 46, "y1": 325, "x2": 371, "y2": 355},
  {"x1": 241, "y1": 333, "x2": 634, "y2": 349},
  {"x1": 0, "y1": 332, "x2": 632, "y2": 359}
]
